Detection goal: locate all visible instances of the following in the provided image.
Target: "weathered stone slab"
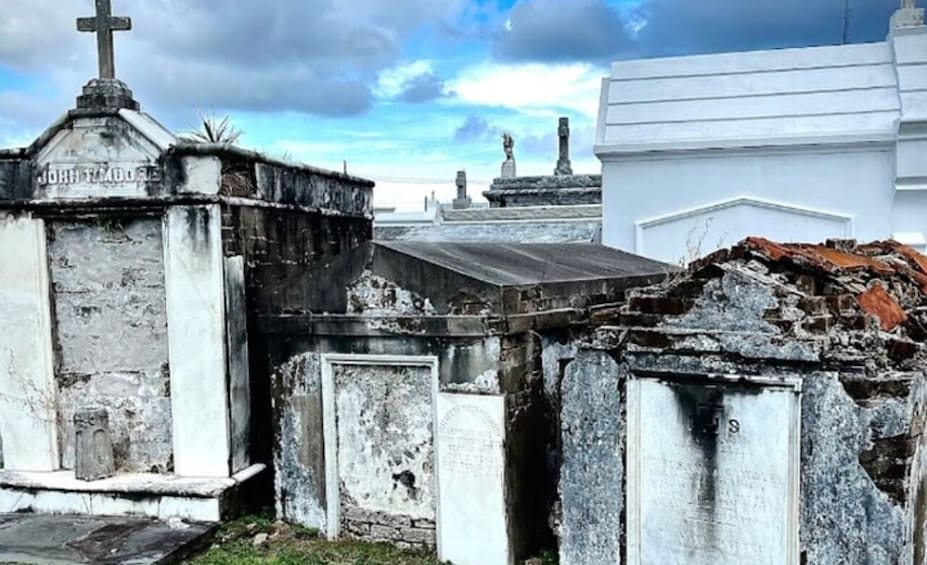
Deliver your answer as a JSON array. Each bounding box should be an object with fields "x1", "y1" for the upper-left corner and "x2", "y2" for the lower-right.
[
  {"x1": 49, "y1": 218, "x2": 172, "y2": 473},
  {"x1": 74, "y1": 409, "x2": 115, "y2": 481},
  {"x1": 626, "y1": 373, "x2": 801, "y2": 565},
  {"x1": 559, "y1": 351, "x2": 623, "y2": 565},
  {"x1": 225, "y1": 256, "x2": 251, "y2": 474},
  {"x1": 0, "y1": 513, "x2": 215, "y2": 565},
  {"x1": 0, "y1": 213, "x2": 58, "y2": 471},
  {"x1": 321, "y1": 355, "x2": 439, "y2": 542},
  {"x1": 436, "y1": 392, "x2": 508, "y2": 565}
]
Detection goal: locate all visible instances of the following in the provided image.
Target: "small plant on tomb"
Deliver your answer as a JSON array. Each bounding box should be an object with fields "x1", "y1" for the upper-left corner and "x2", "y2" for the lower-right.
[{"x1": 184, "y1": 111, "x2": 243, "y2": 145}]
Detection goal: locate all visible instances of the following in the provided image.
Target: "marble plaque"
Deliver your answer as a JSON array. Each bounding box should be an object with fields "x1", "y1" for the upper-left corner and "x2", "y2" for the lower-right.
[
  {"x1": 626, "y1": 374, "x2": 800, "y2": 565},
  {"x1": 436, "y1": 393, "x2": 509, "y2": 565},
  {"x1": 34, "y1": 116, "x2": 166, "y2": 200}
]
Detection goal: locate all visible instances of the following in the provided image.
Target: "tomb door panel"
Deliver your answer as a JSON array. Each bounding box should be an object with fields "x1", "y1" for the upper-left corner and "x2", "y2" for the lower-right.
[
  {"x1": 321, "y1": 355, "x2": 439, "y2": 543},
  {"x1": 627, "y1": 373, "x2": 801, "y2": 565}
]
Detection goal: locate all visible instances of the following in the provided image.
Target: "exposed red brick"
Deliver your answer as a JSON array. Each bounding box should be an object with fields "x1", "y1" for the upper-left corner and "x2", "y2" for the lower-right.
[
  {"x1": 743, "y1": 237, "x2": 792, "y2": 261},
  {"x1": 898, "y1": 245, "x2": 927, "y2": 276},
  {"x1": 744, "y1": 237, "x2": 896, "y2": 276},
  {"x1": 807, "y1": 246, "x2": 895, "y2": 275},
  {"x1": 857, "y1": 284, "x2": 907, "y2": 332}
]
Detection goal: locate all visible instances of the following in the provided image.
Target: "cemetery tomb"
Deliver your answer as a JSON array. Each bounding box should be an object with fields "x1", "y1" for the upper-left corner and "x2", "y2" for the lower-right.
[
  {"x1": 375, "y1": 117, "x2": 604, "y2": 245},
  {"x1": 596, "y1": 6, "x2": 927, "y2": 263},
  {"x1": 262, "y1": 241, "x2": 669, "y2": 565},
  {"x1": 0, "y1": 0, "x2": 373, "y2": 521},
  {"x1": 561, "y1": 237, "x2": 927, "y2": 565}
]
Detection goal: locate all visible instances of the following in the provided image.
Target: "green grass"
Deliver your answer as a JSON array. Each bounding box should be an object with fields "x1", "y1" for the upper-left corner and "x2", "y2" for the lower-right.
[{"x1": 185, "y1": 513, "x2": 445, "y2": 565}]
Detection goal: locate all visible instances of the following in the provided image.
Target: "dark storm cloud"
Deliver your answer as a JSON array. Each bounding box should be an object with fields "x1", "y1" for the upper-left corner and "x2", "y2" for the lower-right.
[
  {"x1": 398, "y1": 73, "x2": 449, "y2": 103},
  {"x1": 493, "y1": 0, "x2": 636, "y2": 62},
  {"x1": 493, "y1": 0, "x2": 902, "y2": 63},
  {"x1": 0, "y1": 0, "x2": 464, "y2": 118},
  {"x1": 636, "y1": 0, "x2": 901, "y2": 57}
]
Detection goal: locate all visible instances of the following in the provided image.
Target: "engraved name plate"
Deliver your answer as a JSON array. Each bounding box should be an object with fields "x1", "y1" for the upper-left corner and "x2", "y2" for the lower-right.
[{"x1": 626, "y1": 374, "x2": 801, "y2": 565}]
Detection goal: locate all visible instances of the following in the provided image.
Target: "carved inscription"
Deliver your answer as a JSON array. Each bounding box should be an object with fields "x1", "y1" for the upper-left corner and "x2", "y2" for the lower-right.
[
  {"x1": 37, "y1": 164, "x2": 162, "y2": 187},
  {"x1": 438, "y1": 404, "x2": 503, "y2": 479},
  {"x1": 628, "y1": 378, "x2": 800, "y2": 565},
  {"x1": 436, "y1": 393, "x2": 509, "y2": 565}
]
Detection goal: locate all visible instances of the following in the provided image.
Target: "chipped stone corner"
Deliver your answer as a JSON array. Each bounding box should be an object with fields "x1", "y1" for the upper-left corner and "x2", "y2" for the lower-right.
[{"x1": 271, "y1": 353, "x2": 327, "y2": 532}]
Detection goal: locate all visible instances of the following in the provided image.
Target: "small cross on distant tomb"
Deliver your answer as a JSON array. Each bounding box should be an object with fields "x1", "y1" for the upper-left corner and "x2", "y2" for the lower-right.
[{"x1": 77, "y1": 0, "x2": 132, "y2": 80}]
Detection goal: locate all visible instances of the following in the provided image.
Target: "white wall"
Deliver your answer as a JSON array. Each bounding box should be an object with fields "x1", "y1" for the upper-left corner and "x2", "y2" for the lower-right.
[
  {"x1": 164, "y1": 205, "x2": 231, "y2": 478},
  {"x1": 602, "y1": 146, "x2": 895, "y2": 263}
]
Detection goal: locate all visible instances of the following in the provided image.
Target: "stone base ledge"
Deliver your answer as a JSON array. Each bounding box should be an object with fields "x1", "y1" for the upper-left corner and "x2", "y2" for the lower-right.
[{"x1": 0, "y1": 464, "x2": 265, "y2": 522}]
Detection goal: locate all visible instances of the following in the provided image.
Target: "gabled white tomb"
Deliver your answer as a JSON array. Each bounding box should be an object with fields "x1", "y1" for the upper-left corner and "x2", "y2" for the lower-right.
[{"x1": 597, "y1": 5, "x2": 927, "y2": 263}]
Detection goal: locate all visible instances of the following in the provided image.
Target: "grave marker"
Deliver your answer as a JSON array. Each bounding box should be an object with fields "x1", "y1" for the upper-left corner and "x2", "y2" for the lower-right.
[
  {"x1": 626, "y1": 373, "x2": 801, "y2": 565},
  {"x1": 77, "y1": 0, "x2": 132, "y2": 80},
  {"x1": 436, "y1": 393, "x2": 508, "y2": 565}
]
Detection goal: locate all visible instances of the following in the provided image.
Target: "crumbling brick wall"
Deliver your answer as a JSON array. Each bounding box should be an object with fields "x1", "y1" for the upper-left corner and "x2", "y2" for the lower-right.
[
  {"x1": 559, "y1": 238, "x2": 927, "y2": 565},
  {"x1": 221, "y1": 204, "x2": 371, "y2": 470}
]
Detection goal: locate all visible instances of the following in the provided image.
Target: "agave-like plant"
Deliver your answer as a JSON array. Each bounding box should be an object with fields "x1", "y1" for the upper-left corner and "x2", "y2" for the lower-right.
[{"x1": 184, "y1": 111, "x2": 243, "y2": 145}]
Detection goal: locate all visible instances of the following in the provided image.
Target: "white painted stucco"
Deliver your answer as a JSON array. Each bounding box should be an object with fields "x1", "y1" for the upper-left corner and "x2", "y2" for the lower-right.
[
  {"x1": 0, "y1": 213, "x2": 58, "y2": 471},
  {"x1": 0, "y1": 464, "x2": 266, "y2": 521},
  {"x1": 597, "y1": 17, "x2": 927, "y2": 263},
  {"x1": 164, "y1": 205, "x2": 231, "y2": 478}
]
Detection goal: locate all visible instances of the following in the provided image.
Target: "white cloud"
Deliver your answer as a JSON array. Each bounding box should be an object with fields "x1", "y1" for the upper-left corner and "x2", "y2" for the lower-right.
[
  {"x1": 374, "y1": 60, "x2": 436, "y2": 99},
  {"x1": 446, "y1": 61, "x2": 605, "y2": 119}
]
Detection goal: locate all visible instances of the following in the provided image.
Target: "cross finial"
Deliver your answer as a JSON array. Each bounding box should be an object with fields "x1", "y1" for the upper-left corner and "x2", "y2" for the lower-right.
[{"x1": 77, "y1": 0, "x2": 132, "y2": 79}]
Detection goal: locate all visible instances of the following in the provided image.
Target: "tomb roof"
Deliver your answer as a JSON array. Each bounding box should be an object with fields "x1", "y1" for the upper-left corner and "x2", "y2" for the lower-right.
[
  {"x1": 262, "y1": 241, "x2": 672, "y2": 328},
  {"x1": 377, "y1": 241, "x2": 668, "y2": 286},
  {"x1": 597, "y1": 42, "x2": 903, "y2": 154}
]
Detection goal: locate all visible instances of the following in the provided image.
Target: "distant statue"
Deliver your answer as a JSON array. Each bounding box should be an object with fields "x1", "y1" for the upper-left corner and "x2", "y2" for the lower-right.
[
  {"x1": 501, "y1": 133, "x2": 516, "y2": 178},
  {"x1": 893, "y1": 0, "x2": 924, "y2": 29}
]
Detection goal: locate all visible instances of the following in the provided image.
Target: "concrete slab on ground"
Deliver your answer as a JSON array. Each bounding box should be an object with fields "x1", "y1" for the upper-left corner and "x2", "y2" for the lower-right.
[{"x1": 0, "y1": 513, "x2": 216, "y2": 564}]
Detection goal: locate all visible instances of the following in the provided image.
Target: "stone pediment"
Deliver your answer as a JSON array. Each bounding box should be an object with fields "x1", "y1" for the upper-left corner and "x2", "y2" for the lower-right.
[
  {"x1": 32, "y1": 110, "x2": 176, "y2": 200},
  {"x1": 635, "y1": 197, "x2": 854, "y2": 263}
]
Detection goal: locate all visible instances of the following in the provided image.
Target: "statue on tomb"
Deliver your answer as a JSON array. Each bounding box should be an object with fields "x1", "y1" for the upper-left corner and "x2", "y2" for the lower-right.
[
  {"x1": 501, "y1": 133, "x2": 516, "y2": 178},
  {"x1": 893, "y1": 0, "x2": 925, "y2": 29}
]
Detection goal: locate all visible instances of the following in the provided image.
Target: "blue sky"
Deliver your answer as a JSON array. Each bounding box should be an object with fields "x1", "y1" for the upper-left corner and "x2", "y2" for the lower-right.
[{"x1": 0, "y1": 0, "x2": 904, "y2": 209}]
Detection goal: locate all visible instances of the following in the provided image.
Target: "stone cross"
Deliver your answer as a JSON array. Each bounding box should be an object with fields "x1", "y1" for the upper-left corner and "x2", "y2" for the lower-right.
[
  {"x1": 555, "y1": 117, "x2": 573, "y2": 176},
  {"x1": 903, "y1": 0, "x2": 915, "y2": 8},
  {"x1": 453, "y1": 170, "x2": 472, "y2": 209},
  {"x1": 456, "y1": 171, "x2": 467, "y2": 200},
  {"x1": 77, "y1": 0, "x2": 132, "y2": 80}
]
